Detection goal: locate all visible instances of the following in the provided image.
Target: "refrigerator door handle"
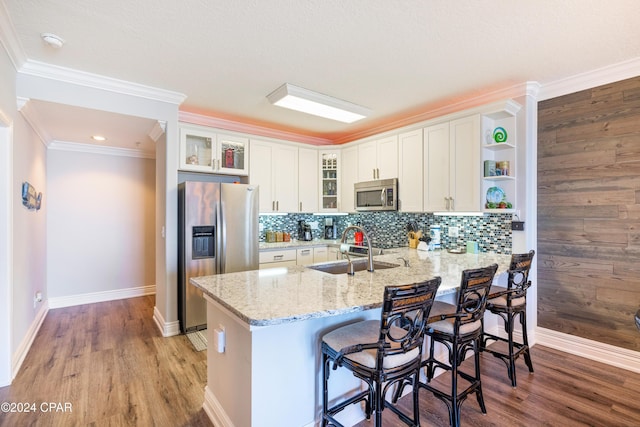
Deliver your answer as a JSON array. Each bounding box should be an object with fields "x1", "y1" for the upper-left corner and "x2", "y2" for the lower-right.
[{"x1": 216, "y1": 199, "x2": 224, "y2": 274}]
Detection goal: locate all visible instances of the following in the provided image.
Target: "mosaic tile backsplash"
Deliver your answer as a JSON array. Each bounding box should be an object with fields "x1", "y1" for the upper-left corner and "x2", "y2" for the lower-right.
[{"x1": 260, "y1": 212, "x2": 512, "y2": 254}]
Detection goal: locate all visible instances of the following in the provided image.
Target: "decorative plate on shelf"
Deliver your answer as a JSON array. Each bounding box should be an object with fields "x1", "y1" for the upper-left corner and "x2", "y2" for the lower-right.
[
  {"x1": 493, "y1": 127, "x2": 508, "y2": 143},
  {"x1": 486, "y1": 186, "x2": 505, "y2": 204}
]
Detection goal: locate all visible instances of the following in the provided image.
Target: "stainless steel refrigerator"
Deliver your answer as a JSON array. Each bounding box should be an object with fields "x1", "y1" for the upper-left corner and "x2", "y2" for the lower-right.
[{"x1": 178, "y1": 181, "x2": 259, "y2": 333}]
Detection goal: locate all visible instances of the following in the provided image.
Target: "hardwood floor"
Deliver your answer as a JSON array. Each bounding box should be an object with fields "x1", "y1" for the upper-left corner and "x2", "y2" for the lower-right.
[
  {"x1": 354, "y1": 343, "x2": 640, "y2": 427},
  {"x1": 0, "y1": 296, "x2": 210, "y2": 427},
  {"x1": 1, "y1": 296, "x2": 639, "y2": 426}
]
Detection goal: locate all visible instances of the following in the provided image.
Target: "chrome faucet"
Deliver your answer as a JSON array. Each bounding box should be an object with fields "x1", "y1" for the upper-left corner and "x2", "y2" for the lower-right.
[{"x1": 340, "y1": 225, "x2": 374, "y2": 273}]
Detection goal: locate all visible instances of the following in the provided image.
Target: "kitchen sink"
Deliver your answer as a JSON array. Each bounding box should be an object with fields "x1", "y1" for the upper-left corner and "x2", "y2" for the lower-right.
[{"x1": 308, "y1": 259, "x2": 400, "y2": 275}]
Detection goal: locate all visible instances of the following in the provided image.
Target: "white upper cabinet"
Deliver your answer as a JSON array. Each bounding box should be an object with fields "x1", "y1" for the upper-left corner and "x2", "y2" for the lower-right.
[
  {"x1": 319, "y1": 150, "x2": 340, "y2": 212},
  {"x1": 298, "y1": 147, "x2": 319, "y2": 212},
  {"x1": 179, "y1": 124, "x2": 249, "y2": 175},
  {"x1": 249, "y1": 139, "x2": 298, "y2": 212},
  {"x1": 398, "y1": 129, "x2": 423, "y2": 212},
  {"x1": 424, "y1": 123, "x2": 450, "y2": 212},
  {"x1": 424, "y1": 116, "x2": 480, "y2": 212},
  {"x1": 357, "y1": 135, "x2": 398, "y2": 181},
  {"x1": 341, "y1": 145, "x2": 358, "y2": 213},
  {"x1": 450, "y1": 116, "x2": 481, "y2": 211}
]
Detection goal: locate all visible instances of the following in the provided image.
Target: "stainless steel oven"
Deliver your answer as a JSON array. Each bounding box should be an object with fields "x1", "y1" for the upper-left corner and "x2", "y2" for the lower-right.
[{"x1": 354, "y1": 178, "x2": 398, "y2": 211}]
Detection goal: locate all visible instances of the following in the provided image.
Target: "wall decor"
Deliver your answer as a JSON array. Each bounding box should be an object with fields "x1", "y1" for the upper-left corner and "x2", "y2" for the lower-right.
[{"x1": 22, "y1": 181, "x2": 42, "y2": 211}]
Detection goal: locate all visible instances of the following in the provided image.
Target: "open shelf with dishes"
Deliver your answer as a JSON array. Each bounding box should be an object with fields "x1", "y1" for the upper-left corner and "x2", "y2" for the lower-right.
[{"x1": 481, "y1": 100, "x2": 520, "y2": 213}]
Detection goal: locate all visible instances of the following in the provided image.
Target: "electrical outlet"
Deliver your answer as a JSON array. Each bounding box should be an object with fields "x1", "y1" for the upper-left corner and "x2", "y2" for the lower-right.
[
  {"x1": 511, "y1": 221, "x2": 525, "y2": 231},
  {"x1": 33, "y1": 291, "x2": 42, "y2": 308},
  {"x1": 448, "y1": 226, "x2": 458, "y2": 238}
]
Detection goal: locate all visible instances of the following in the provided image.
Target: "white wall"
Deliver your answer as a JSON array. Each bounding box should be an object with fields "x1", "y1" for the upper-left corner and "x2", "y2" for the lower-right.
[
  {"x1": 0, "y1": 39, "x2": 49, "y2": 384},
  {"x1": 47, "y1": 149, "x2": 155, "y2": 299}
]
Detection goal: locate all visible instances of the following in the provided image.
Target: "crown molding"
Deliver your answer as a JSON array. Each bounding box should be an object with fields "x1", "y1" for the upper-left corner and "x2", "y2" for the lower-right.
[
  {"x1": 48, "y1": 140, "x2": 155, "y2": 159},
  {"x1": 332, "y1": 81, "x2": 537, "y2": 144},
  {"x1": 148, "y1": 121, "x2": 166, "y2": 142},
  {"x1": 539, "y1": 56, "x2": 640, "y2": 101},
  {"x1": 178, "y1": 111, "x2": 333, "y2": 146},
  {"x1": 19, "y1": 60, "x2": 187, "y2": 105},
  {"x1": 17, "y1": 97, "x2": 51, "y2": 148},
  {"x1": 0, "y1": 0, "x2": 27, "y2": 71}
]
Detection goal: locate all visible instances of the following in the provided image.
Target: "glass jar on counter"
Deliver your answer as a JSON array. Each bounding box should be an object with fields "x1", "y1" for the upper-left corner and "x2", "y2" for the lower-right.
[{"x1": 266, "y1": 230, "x2": 276, "y2": 243}]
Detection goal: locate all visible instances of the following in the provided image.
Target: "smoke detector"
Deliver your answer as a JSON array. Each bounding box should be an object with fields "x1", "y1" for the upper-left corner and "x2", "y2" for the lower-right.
[{"x1": 41, "y1": 33, "x2": 65, "y2": 48}]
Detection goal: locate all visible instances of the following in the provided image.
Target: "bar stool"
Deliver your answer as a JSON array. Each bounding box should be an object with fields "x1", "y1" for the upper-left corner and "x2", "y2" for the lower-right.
[
  {"x1": 321, "y1": 277, "x2": 441, "y2": 427},
  {"x1": 420, "y1": 264, "x2": 498, "y2": 427},
  {"x1": 481, "y1": 250, "x2": 535, "y2": 387}
]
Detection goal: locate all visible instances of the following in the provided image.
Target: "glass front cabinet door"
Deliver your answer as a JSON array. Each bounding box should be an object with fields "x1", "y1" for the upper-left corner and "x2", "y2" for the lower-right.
[
  {"x1": 319, "y1": 150, "x2": 340, "y2": 211},
  {"x1": 179, "y1": 124, "x2": 249, "y2": 176}
]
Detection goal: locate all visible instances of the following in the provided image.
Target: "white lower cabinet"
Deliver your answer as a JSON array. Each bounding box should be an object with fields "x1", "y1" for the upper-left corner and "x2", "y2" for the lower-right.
[
  {"x1": 259, "y1": 249, "x2": 297, "y2": 269},
  {"x1": 260, "y1": 246, "x2": 333, "y2": 268},
  {"x1": 296, "y1": 248, "x2": 314, "y2": 266},
  {"x1": 327, "y1": 246, "x2": 342, "y2": 261},
  {"x1": 312, "y1": 247, "x2": 328, "y2": 264}
]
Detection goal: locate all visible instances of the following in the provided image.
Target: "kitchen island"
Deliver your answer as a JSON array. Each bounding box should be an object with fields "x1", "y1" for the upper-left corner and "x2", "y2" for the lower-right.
[{"x1": 191, "y1": 248, "x2": 511, "y2": 427}]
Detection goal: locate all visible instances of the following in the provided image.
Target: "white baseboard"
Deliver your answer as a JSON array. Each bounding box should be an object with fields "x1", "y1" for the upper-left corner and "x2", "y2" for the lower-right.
[
  {"x1": 203, "y1": 386, "x2": 235, "y2": 427},
  {"x1": 153, "y1": 305, "x2": 180, "y2": 337},
  {"x1": 48, "y1": 285, "x2": 155, "y2": 309},
  {"x1": 536, "y1": 327, "x2": 640, "y2": 374},
  {"x1": 12, "y1": 301, "x2": 49, "y2": 382}
]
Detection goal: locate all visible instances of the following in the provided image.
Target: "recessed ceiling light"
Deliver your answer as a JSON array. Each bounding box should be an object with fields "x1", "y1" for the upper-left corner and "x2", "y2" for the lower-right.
[
  {"x1": 267, "y1": 83, "x2": 371, "y2": 123},
  {"x1": 91, "y1": 135, "x2": 107, "y2": 142},
  {"x1": 40, "y1": 33, "x2": 65, "y2": 49}
]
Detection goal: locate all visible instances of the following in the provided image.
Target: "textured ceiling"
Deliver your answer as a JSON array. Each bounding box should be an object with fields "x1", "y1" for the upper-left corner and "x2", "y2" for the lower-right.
[{"x1": 4, "y1": 0, "x2": 640, "y2": 146}]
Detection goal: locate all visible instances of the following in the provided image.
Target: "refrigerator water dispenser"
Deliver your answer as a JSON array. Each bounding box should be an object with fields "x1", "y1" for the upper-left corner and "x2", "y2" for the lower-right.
[{"x1": 192, "y1": 226, "x2": 215, "y2": 259}]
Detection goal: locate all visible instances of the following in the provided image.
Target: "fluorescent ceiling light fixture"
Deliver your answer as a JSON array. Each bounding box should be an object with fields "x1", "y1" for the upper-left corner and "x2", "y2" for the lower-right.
[
  {"x1": 267, "y1": 83, "x2": 371, "y2": 123},
  {"x1": 91, "y1": 135, "x2": 107, "y2": 141}
]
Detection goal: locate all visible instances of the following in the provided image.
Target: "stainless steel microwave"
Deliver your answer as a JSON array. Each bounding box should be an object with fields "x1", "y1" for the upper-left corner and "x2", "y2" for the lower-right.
[{"x1": 354, "y1": 178, "x2": 398, "y2": 211}]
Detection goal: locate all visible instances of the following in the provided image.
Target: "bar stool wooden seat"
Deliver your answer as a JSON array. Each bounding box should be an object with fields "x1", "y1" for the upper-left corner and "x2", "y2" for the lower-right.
[
  {"x1": 321, "y1": 278, "x2": 441, "y2": 427},
  {"x1": 481, "y1": 250, "x2": 535, "y2": 387},
  {"x1": 420, "y1": 264, "x2": 498, "y2": 427}
]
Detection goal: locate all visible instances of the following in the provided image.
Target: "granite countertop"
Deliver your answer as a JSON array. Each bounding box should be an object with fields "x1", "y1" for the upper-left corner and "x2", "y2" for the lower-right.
[{"x1": 190, "y1": 248, "x2": 512, "y2": 328}]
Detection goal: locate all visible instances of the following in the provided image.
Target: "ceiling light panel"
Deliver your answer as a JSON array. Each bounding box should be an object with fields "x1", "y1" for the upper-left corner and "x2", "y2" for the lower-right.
[{"x1": 267, "y1": 83, "x2": 371, "y2": 123}]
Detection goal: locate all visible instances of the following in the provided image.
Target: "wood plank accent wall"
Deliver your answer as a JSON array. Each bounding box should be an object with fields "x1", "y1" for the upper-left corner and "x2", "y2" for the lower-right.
[{"x1": 537, "y1": 76, "x2": 640, "y2": 352}]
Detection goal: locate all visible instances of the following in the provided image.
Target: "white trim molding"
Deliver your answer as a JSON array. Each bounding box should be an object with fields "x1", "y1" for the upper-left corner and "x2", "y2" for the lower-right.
[
  {"x1": 19, "y1": 60, "x2": 186, "y2": 105},
  {"x1": 152, "y1": 306, "x2": 180, "y2": 337},
  {"x1": 48, "y1": 285, "x2": 155, "y2": 309},
  {"x1": 48, "y1": 140, "x2": 155, "y2": 159},
  {"x1": 539, "y1": 56, "x2": 640, "y2": 101},
  {"x1": 16, "y1": 97, "x2": 50, "y2": 147},
  {"x1": 12, "y1": 302, "x2": 48, "y2": 382},
  {"x1": 536, "y1": 327, "x2": 640, "y2": 374}
]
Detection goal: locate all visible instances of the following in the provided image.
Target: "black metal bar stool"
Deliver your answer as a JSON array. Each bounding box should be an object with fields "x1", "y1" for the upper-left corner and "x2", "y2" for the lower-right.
[
  {"x1": 420, "y1": 264, "x2": 498, "y2": 427},
  {"x1": 481, "y1": 250, "x2": 535, "y2": 387},
  {"x1": 321, "y1": 277, "x2": 441, "y2": 427}
]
